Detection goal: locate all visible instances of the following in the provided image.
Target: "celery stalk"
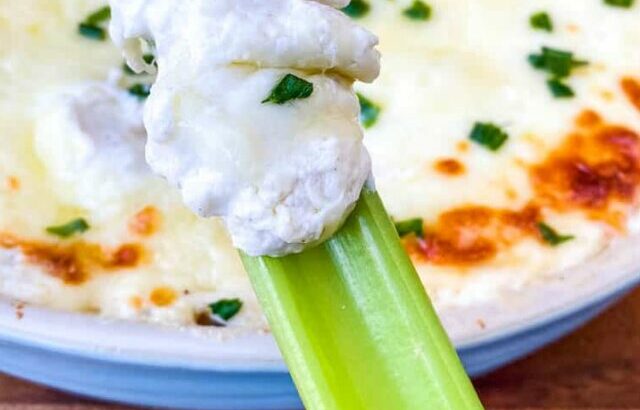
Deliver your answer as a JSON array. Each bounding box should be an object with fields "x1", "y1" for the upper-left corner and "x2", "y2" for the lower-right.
[{"x1": 241, "y1": 188, "x2": 484, "y2": 410}]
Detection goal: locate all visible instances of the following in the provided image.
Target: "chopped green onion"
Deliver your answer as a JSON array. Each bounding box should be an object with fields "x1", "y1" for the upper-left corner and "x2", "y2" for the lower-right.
[
  {"x1": 262, "y1": 74, "x2": 314, "y2": 105},
  {"x1": 46, "y1": 218, "x2": 90, "y2": 238},
  {"x1": 123, "y1": 63, "x2": 135, "y2": 75},
  {"x1": 530, "y1": 12, "x2": 553, "y2": 32},
  {"x1": 128, "y1": 83, "x2": 152, "y2": 99},
  {"x1": 78, "y1": 6, "x2": 111, "y2": 41},
  {"x1": 529, "y1": 47, "x2": 587, "y2": 97},
  {"x1": 394, "y1": 218, "x2": 424, "y2": 238},
  {"x1": 123, "y1": 54, "x2": 156, "y2": 75},
  {"x1": 538, "y1": 222, "x2": 574, "y2": 246},
  {"x1": 84, "y1": 6, "x2": 111, "y2": 25},
  {"x1": 528, "y1": 47, "x2": 588, "y2": 79},
  {"x1": 547, "y1": 78, "x2": 575, "y2": 98},
  {"x1": 209, "y1": 299, "x2": 243, "y2": 321},
  {"x1": 604, "y1": 0, "x2": 634, "y2": 7},
  {"x1": 357, "y1": 93, "x2": 381, "y2": 128},
  {"x1": 78, "y1": 23, "x2": 106, "y2": 41},
  {"x1": 402, "y1": 0, "x2": 432, "y2": 21},
  {"x1": 341, "y1": 0, "x2": 371, "y2": 19},
  {"x1": 241, "y1": 189, "x2": 483, "y2": 409},
  {"x1": 469, "y1": 122, "x2": 509, "y2": 151},
  {"x1": 139, "y1": 53, "x2": 156, "y2": 66}
]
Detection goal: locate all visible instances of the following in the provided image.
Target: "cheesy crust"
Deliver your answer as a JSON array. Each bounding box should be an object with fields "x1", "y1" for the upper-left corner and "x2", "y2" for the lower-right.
[{"x1": 0, "y1": 0, "x2": 639, "y2": 328}]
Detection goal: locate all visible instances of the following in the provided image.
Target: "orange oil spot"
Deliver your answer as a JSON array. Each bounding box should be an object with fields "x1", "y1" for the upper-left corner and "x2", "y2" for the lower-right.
[
  {"x1": 129, "y1": 206, "x2": 161, "y2": 237},
  {"x1": 621, "y1": 77, "x2": 640, "y2": 113},
  {"x1": 456, "y1": 141, "x2": 470, "y2": 153},
  {"x1": 531, "y1": 114, "x2": 640, "y2": 221},
  {"x1": 0, "y1": 233, "x2": 146, "y2": 285},
  {"x1": 129, "y1": 296, "x2": 143, "y2": 310},
  {"x1": 434, "y1": 158, "x2": 465, "y2": 176},
  {"x1": 403, "y1": 204, "x2": 541, "y2": 267},
  {"x1": 110, "y1": 244, "x2": 144, "y2": 267},
  {"x1": 575, "y1": 110, "x2": 602, "y2": 128},
  {"x1": 150, "y1": 287, "x2": 177, "y2": 307},
  {"x1": 5, "y1": 176, "x2": 20, "y2": 191}
]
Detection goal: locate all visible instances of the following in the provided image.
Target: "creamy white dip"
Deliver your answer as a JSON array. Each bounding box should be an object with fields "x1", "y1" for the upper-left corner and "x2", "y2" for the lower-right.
[
  {"x1": 34, "y1": 82, "x2": 149, "y2": 212},
  {"x1": 108, "y1": 0, "x2": 380, "y2": 256},
  {"x1": 2, "y1": 0, "x2": 639, "y2": 331}
]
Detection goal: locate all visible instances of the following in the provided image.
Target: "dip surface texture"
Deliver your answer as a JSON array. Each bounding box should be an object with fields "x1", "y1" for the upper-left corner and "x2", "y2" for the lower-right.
[{"x1": 0, "y1": 0, "x2": 639, "y2": 329}]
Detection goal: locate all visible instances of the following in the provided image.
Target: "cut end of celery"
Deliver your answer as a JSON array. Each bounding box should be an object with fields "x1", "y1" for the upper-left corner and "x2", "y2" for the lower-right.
[{"x1": 241, "y1": 189, "x2": 484, "y2": 410}]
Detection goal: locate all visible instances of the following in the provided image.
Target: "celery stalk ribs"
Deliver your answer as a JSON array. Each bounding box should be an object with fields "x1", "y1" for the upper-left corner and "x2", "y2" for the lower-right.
[{"x1": 241, "y1": 188, "x2": 484, "y2": 410}]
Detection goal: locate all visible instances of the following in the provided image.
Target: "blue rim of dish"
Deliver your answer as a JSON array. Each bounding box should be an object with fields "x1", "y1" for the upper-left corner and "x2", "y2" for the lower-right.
[{"x1": 1, "y1": 268, "x2": 638, "y2": 374}]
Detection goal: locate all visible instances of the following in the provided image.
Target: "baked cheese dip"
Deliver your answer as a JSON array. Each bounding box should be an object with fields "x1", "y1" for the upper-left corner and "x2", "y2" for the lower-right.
[{"x1": 1, "y1": 0, "x2": 640, "y2": 330}]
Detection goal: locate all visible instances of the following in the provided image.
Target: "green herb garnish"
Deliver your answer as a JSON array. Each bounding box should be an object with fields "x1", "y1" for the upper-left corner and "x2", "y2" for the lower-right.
[
  {"x1": 394, "y1": 218, "x2": 424, "y2": 238},
  {"x1": 262, "y1": 74, "x2": 313, "y2": 105},
  {"x1": 78, "y1": 6, "x2": 110, "y2": 41},
  {"x1": 528, "y1": 47, "x2": 588, "y2": 79},
  {"x1": 128, "y1": 83, "x2": 152, "y2": 99},
  {"x1": 78, "y1": 23, "x2": 106, "y2": 41},
  {"x1": 142, "y1": 53, "x2": 156, "y2": 66},
  {"x1": 547, "y1": 78, "x2": 575, "y2": 98},
  {"x1": 84, "y1": 6, "x2": 111, "y2": 25},
  {"x1": 123, "y1": 64, "x2": 136, "y2": 75},
  {"x1": 604, "y1": 0, "x2": 634, "y2": 7},
  {"x1": 357, "y1": 93, "x2": 381, "y2": 128},
  {"x1": 209, "y1": 299, "x2": 243, "y2": 321},
  {"x1": 529, "y1": 47, "x2": 587, "y2": 98},
  {"x1": 123, "y1": 54, "x2": 156, "y2": 75},
  {"x1": 469, "y1": 122, "x2": 509, "y2": 151},
  {"x1": 46, "y1": 218, "x2": 90, "y2": 238},
  {"x1": 403, "y1": 1, "x2": 432, "y2": 21},
  {"x1": 537, "y1": 222, "x2": 574, "y2": 246},
  {"x1": 341, "y1": 0, "x2": 371, "y2": 18},
  {"x1": 530, "y1": 12, "x2": 553, "y2": 32}
]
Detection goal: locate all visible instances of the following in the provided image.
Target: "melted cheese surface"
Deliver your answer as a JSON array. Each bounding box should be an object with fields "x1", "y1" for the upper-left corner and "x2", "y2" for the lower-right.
[
  {"x1": 1, "y1": 0, "x2": 640, "y2": 329},
  {"x1": 359, "y1": 0, "x2": 640, "y2": 305}
]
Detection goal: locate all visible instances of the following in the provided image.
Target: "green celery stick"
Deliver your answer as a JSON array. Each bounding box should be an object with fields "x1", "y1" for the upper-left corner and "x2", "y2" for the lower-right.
[{"x1": 241, "y1": 188, "x2": 484, "y2": 410}]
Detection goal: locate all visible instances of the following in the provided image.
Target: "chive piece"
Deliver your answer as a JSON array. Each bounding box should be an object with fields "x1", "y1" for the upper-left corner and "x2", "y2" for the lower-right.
[
  {"x1": 547, "y1": 78, "x2": 575, "y2": 98},
  {"x1": 604, "y1": 0, "x2": 634, "y2": 7},
  {"x1": 403, "y1": 0, "x2": 432, "y2": 21},
  {"x1": 341, "y1": 0, "x2": 371, "y2": 19},
  {"x1": 262, "y1": 74, "x2": 313, "y2": 105},
  {"x1": 357, "y1": 93, "x2": 381, "y2": 128},
  {"x1": 530, "y1": 12, "x2": 553, "y2": 32},
  {"x1": 528, "y1": 47, "x2": 588, "y2": 79},
  {"x1": 84, "y1": 6, "x2": 111, "y2": 25},
  {"x1": 394, "y1": 218, "x2": 424, "y2": 238},
  {"x1": 143, "y1": 54, "x2": 155, "y2": 65},
  {"x1": 123, "y1": 54, "x2": 156, "y2": 75},
  {"x1": 78, "y1": 6, "x2": 111, "y2": 41},
  {"x1": 78, "y1": 23, "x2": 106, "y2": 41},
  {"x1": 122, "y1": 63, "x2": 136, "y2": 75},
  {"x1": 209, "y1": 298, "x2": 243, "y2": 321},
  {"x1": 241, "y1": 189, "x2": 484, "y2": 410},
  {"x1": 128, "y1": 83, "x2": 151, "y2": 99},
  {"x1": 46, "y1": 218, "x2": 90, "y2": 238},
  {"x1": 469, "y1": 122, "x2": 509, "y2": 151},
  {"x1": 538, "y1": 222, "x2": 574, "y2": 246}
]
